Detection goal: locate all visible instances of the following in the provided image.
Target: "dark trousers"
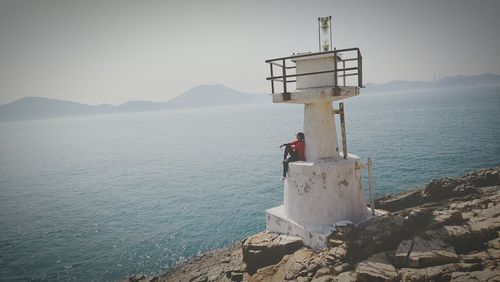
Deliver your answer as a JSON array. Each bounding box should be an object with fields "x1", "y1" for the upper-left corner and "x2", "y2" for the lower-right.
[{"x1": 282, "y1": 144, "x2": 299, "y2": 177}]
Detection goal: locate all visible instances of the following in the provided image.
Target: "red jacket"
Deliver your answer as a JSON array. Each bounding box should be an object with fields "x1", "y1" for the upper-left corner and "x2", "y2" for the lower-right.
[{"x1": 290, "y1": 140, "x2": 305, "y2": 161}]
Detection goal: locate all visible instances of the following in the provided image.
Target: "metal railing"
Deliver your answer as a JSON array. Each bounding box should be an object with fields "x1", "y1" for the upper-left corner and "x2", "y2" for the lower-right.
[{"x1": 265, "y1": 47, "x2": 363, "y2": 95}]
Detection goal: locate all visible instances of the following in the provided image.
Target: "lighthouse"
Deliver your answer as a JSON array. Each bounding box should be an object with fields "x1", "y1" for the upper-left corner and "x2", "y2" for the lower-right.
[{"x1": 264, "y1": 17, "x2": 373, "y2": 249}]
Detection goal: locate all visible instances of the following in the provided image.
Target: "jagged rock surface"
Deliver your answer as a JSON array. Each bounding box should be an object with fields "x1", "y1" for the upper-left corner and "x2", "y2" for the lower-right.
[
  {"x1": 124, "y1": 167, "x2": 500, "y2": 282},
  {"x1": 242, "y1": 231, "x2": 303, "y2": 274}
]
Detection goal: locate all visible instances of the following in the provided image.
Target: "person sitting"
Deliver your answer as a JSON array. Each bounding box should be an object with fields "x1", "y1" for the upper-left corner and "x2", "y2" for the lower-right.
[{"x1": 280, "y1": 132, "x2": 305, "y2": 180}]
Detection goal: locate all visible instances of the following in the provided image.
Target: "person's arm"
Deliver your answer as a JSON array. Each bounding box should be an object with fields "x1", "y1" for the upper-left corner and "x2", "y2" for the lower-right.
[
  {"x1": 289, "y1": 140, "x2": 299, "y2": 149},
  {"x1": 280, "y1": 139, "x2": 299, "y2": 148}
]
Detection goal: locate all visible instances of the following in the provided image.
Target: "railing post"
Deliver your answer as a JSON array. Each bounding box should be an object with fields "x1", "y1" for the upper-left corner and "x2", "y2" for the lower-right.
[
  {"x1": 368, "y1": 157, "x2": 375, "y2": 216},
  {"x1": 342, "y1": 60, "x2": 346, "y2": 86},
  {"x1": 269, "y1": 64, "x2": 275, "y2": 94},
  {"x1": 282, "y1": 59, "x2": 287, "y2": 94},
  {"x1": 339, "y1": 102, "x2": 348, "y2": 159},
  {"x1": 317, "y1": 17, "x2": 321, "y2": 52},
  {"x1": 357, "y1": 49, "x2": 363, "y2": 87},
  {"x1": 333, "y1": 49, "x2": 338, "y2": 87}
]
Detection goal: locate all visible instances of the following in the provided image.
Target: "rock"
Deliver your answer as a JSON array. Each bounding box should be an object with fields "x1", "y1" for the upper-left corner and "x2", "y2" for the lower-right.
[
  {"x1": 398, "y1": 268, "x2": 427, "y2": 282},
  {"x1": 355, "y1": 252, "x2": 397, "y2": 281},
  {"x1": 402, "y1": 208, "x2": 433, "y2": 234},
  {"x1": 282, "y1": 248, "x2": 315, "y2": 280},
  {"x1": 452, "y1": 198, "x2": 486, "y2": 210},
  {"x1": 472, "y1": 168, "x2": 500, "y2": 187},
  {"x1": 222, "y1": 248, "x2": 246, "y2": 278},
  {"x1": 313, "y1": 267, "x2": 331, "y2": 278},
  {"x1": 406, "y1": 236, "x2": 458, "y2": 268},
  {"x1": 250, "y1": 248, "x2": 314, "y2": 281},
  {"x1": 398, "y1": 262, "x2": 482, "y2": 282},
  {"x1": 467, "y1": 205, "x2": 499, "y2": 237},
  {"x1": 242, "y1": 231, "x2": 303, "y2": 274},
  {"x1": 336, "y1": 271, "x2": 358, "y2": 282},
  {"x1": 123, "y1": 275, "x2": 158, "y2": 282},
  {"x1": 332, "y1": 263, "x2": 352, "y2": 274},
  {"x1": 328, "y1": 239, "x2": 344, "y2": 247},
  {"x1": 394, "y1": 240, "x2": 413, "y2": 267},
  {"x1": 459, "y1": 248, "x2": 500, "y2": 270},
  {"x1": 229, "y1": 271, "x2": 243, "y2": 281},
  {"x1": 327, "y1": 246, "x2": 347, "y2": 261},
  {"x1": 450, "y1": 270, "x2": 500, "y2": 281},
  {"x1": 306, "y1": 261, "x2": 321, "y2": 273},
  {"x1": 423, "y1": 172, "x2": 486, "y2": 203},
  {"x1": 429, "y1": 225, "x2": 470, "y2": 244},
  {"x1": 424, "y1": 263, "x2": 482, "y2": 280},
  {"x1": 220, "y1": 257, "x2": 230, "y2": 264},
  {"x1": 426, "y1": 218, "x2": 497, "y2": 253},
  {"x1": 250, "y1": 261, "x2": 286, "y2": 282},
  {"x1": 206, "y1": 274, "x2": 218, "y2": 282},
  {"x1": 347, "y1": 214, "x2": 405, "y2": 261},
  {"x1": 311, "y1": 276, "x2": 335, "y2": 282},
  {"x1": 429, "y1": 209, "x2": 463, "y2": 228},
  {"x1": 424, "y1": 177, "x2": 461, "y2": 201},
  {"x1": 327, "y1": 221, "x2": 355, "y2": 243},
  {"x1": 189, "y1": 272, "x2": 207, "y2": 282},
  {"x1": 376, "y1": 190, "x2": 423, "y2": 212},
  {"x1": 487, "y1": 237, "x2": 500, "y2": 249}
]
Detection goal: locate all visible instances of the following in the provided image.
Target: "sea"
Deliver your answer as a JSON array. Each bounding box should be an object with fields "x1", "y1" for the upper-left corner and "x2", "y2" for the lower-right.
[{"x1": 1, "y1": 85, "x2": 499, "y2": 281}]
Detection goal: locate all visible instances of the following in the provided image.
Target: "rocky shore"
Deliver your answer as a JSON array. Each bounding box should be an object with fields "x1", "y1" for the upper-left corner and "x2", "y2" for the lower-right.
[{"x1": 125, "y1": 167, "x2": 500, "y2": 282}]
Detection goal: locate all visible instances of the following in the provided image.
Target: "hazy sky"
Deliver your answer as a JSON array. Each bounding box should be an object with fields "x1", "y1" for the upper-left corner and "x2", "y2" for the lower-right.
[{"x1": 0, "y1": 0, "x2": 499, "y2": 105}]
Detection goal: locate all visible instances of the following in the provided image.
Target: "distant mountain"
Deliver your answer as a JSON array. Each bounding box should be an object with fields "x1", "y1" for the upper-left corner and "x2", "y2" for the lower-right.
[
  {"x1": 364, "y1": 73, "x2": 500, "y2": 93},
  {"x1": 0, "y1": 84, "x2": 268, "y2": 122},
  {"x1": 166, "y1": 84, "x2": 267, "y2": 108},
  {"x1": 0, "y1": 97, "x2": 114, "y2": 122}
]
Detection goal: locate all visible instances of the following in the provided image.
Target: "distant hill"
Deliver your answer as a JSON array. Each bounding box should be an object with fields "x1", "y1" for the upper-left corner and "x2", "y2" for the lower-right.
[
  {"x1": 0, "y1": 97, "x2": 115, "y2": 122},
  {"x1": 167, "y1": 84, "x2": 266, "y2": 108},
  {"x1": 0, "y1": 84, "x2": 268, "y2": 122},
  {"x1": 364, "y1": 73, "x2": 500, "y2": 93}
]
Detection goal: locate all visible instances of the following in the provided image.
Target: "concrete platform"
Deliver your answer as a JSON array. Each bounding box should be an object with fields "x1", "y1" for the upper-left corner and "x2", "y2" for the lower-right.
[
  {"x1": 266, "y1": 205, "x2": 385, "y2": 250},
  {"x1": 266, "y1": 205, "x2": 331, "y2": 249}
]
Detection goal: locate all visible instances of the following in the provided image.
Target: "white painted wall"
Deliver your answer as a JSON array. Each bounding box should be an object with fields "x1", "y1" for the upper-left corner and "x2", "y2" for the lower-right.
[
  {"x1": 293, "y1": 54, "x2": 336, "y2": 89},
  {"x1": 284, "y1": 156, "x2": 368, "y2": 229},
  {"x1": 304, "y1": 102, "x2": 340, "y2": 161}
]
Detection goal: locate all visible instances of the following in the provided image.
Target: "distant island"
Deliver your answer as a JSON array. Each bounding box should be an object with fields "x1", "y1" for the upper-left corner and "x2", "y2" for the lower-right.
[
  {"x1": 1, "y1": 74, "x2": 499, "y2": 122},
  {"x1": 363, "y1": 73, "x2": 500, "y2": 93}
]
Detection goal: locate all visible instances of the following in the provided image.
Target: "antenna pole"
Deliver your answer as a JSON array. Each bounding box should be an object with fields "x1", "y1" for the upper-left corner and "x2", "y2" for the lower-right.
[
  {"x1": 329, "y1": 16, "x2": 333, "y2": 50},
  {"x1": 317, "y1": 17, "x2": 321, "y2": 52}
]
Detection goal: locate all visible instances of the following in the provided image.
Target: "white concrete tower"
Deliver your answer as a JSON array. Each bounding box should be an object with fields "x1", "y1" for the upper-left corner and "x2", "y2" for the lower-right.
[{"x1": 264, "y1": 17, "x2": 369, "y2": 249}]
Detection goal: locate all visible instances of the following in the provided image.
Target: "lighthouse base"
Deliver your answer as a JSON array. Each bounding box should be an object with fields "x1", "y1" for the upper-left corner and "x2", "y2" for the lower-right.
[
  {"x1": 266, "y1": 205, "x2": 383, "y2": 249},
  {"x1": 265, "y1": 205, "x2": 332, "y2": 249},
  {"x1": 266, "y1": 154, "x2": 372, "y2": 249}
]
